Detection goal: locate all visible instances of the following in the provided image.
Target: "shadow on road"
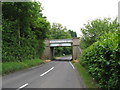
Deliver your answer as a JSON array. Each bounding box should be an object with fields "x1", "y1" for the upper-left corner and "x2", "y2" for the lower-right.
[
  {"x1": 52, "y1": 59, "x2": 72, "y2": 61},
  {"x1": 52, "y1": 55, "x2": 72, "y2": 61}
]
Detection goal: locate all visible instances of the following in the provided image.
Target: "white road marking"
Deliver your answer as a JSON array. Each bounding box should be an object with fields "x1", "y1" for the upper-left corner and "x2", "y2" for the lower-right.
[
  {"x1": 40, "y1": 67, "x2": 54, "y2": 77},
  {"x1": 69, "y1": 62, "x2": 75, "y2": 69},
  {"x1": 17, "y1": 83, "x2": 28, "y2": 90}
]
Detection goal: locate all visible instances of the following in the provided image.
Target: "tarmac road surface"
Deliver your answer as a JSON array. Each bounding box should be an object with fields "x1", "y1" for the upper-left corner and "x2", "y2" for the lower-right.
[{"x1": 2, "y1": 56, "x2": 85, "y2": 89}]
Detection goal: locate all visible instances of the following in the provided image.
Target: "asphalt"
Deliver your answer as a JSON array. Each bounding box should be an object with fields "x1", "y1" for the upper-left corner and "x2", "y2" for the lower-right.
[
  {"x1": 2, "y1": 56, "x2": 85, "y2": 89},
  {"x1": 53, "y1": 55, "x2": 72, "y2": 61}
]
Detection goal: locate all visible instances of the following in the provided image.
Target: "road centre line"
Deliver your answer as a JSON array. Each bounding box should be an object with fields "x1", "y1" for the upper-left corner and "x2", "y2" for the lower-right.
[
  {"x1": 69, "y1": 62, "x2": 75, "y2": 69},
  {"x1": 40, "y1": 67, "x2": 54, "y2": 77},
  {"x1": 17, "y1": 83, "x2": 28, "y2": 90}
]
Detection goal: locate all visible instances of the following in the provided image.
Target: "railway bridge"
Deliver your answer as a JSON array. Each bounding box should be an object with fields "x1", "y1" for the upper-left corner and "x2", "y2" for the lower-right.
[{"x1": 41, "y1": 38, "x2": 81, "y2": 60}]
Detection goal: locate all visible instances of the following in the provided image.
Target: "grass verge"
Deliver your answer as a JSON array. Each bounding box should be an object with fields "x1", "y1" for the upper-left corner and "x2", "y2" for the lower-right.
[
  {"x1": 2, "y1": 59, "x2": 43, "y2": 75},
  {"x1": 73, "y1": 62, "x2": 99, "y2": 88}
]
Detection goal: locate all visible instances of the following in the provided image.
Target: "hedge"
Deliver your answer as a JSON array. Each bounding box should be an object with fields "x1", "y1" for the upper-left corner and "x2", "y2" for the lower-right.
[{"x1": 80, "y1": 30, "x2": 120, "y2": 89}]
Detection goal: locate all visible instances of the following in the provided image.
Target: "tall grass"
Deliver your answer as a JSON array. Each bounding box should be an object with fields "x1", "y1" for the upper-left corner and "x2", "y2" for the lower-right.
[{"x1": 2, "y1": 59, "x2": 43, "y2": 75}]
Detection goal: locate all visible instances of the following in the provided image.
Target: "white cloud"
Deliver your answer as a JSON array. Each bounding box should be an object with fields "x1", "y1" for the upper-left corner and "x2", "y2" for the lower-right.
[{"x1": 37, "y1": 0, "x2": 119, "y2": 37}]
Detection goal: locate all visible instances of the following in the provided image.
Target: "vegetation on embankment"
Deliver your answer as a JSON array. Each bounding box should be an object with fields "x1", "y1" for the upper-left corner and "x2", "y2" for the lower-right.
[
  {"x1": 2, "y1": 59, "x2": 43, "y2": 75},
  {"x1": 2, "y1": 2, "x2": 50, "y2": 62},
  {"x1": 80, "y1": 31, "x2": 120, "y2": 89},
  {"x1": 2, "y1": 2, "x2": 77, "y2": 64},
  {"x1": 80, "y1": 18, "x2": 120, "y2": 89},
  {"x1": 73, "y1": 62, "x2": 99, "y2": 88}
]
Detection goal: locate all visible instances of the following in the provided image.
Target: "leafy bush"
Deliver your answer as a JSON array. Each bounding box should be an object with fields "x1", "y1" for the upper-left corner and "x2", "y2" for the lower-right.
[
  {"x1": 80, "y1": 30, "x2": 120, "y2": 89},
  {"x1": 80, "y1": 18, "x2": 118, "y2": 49},
  {"x1": 2, "y1": 2, "x2": 50, "y2": 62}
]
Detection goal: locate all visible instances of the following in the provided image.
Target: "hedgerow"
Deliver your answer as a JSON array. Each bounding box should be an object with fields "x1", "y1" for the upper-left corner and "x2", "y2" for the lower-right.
[{"x1": 80, "y1": 30, "x2": 120, "y2": 89}]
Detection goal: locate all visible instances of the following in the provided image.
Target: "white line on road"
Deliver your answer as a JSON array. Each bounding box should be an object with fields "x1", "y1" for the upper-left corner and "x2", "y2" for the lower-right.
[
  {"x1": 69, "y1": 62, "x2": 75, "y2": 69},
  {"x1": 40, "y1": 67, "x2": 54, "y2": 77},
  {"x1": 17, "y1": 83, "x2": 28, "y2": 90}
]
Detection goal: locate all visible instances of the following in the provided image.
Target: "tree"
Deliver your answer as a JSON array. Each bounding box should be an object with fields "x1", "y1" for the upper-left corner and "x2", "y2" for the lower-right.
[
  {"x1": 49, "y1": 23, "x2": 71, "y2": 39},
  {"x1": 49, "y1": 23, "x2": 72, "y2": 56},
  {"x1": 68, "y1": 30, "x2": 77, "y2": 37},
  {"x1": 80, "y1": 18, "x2": 118, "y2": 49},
  {"x1": 2, "y1": 2, "x2": 50, "y2": 62}
]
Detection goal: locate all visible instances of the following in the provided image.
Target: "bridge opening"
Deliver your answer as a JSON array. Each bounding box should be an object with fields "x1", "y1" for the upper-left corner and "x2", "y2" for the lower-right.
[{"x1": 51, "y1": 46, "x2": 72, "y2": 61}]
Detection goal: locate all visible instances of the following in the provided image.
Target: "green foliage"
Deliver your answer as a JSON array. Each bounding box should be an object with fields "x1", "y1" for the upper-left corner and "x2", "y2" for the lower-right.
[
  {"x1": 80, "y1": 30, "x2": 120, "y2": 89},
  {"x1": 0, "y1": 63, "x2": 2, "y2": 75},
  {"x1": 54, "y1": 47, "x2": 72, "y2": 56},
  {"x1": 2, "y1": 59, "x2": 43, "y2": 75},
  {"x1": 49, "y1": 23, "x2": 73, "y2": 56},
  {"x1": 2, "y1": 2, "x2": 50, "y2": 62},
  {"x1": 80, "y1": 18, "x2": 118, "y2": 49},
  {"x1": 68, "y1": 30, "x2": 77, "y2": 37},
  {"x1": 49, "y1": 23, "x2": 71, "y2": 39}
]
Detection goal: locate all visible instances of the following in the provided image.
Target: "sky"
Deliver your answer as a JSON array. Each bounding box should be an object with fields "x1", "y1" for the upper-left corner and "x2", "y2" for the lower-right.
[{"x1": 36, "y1": 0, "x2": 119, "y2": 37}]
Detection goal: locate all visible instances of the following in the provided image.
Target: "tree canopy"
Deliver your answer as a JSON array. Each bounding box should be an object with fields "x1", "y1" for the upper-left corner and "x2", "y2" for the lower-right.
[
  {"x1": 49, "y1": 23, "x2": 71, "y2": 39},
  {"x1": 80, "y1": 18, "x2": 118, "y2": 49},
  {"x1": 2, "y1": 2, "x2": 50, "y2": 62},
  {"x1": 68, "y1": 30, "x2": 77, "y2": 37}
]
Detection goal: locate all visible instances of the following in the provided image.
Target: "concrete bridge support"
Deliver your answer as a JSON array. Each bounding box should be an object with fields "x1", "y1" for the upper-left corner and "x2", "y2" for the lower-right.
[
  {"x1": 41, "y1": 40, "x2": 54, "y2": 60},
  {"x1": 72, "y1": 38, "x2": 81, "y2": 60},
  {"x1": 41, "y1": 40, "x2": 51, "y2": 60},
  {"x1": 41, "y1": 38, "x2": 81, "y2": 60}
]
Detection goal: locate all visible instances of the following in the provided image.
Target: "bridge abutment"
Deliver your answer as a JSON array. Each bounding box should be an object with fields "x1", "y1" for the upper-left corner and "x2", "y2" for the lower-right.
[
  {"x1": 72, "y1": 38, "x2": 81, "y2": 60},
  {"x1": 41, "y1": 40, "x2": 51, "y2": 60}
]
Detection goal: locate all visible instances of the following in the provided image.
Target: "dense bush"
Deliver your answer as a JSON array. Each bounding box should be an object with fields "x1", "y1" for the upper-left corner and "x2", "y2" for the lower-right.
[
  {"x1": 80, "y1": 18, "x2": 118, "y2": 49},
  {"x1": 80, "y1": 30, "x2": 120, "y2": 89},
  {"x1": 2, "y1": 2, "x2": 50, "y2": 62}
]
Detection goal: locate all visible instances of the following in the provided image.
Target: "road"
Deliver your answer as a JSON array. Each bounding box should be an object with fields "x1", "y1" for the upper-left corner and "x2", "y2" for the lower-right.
[
  {"x1": 54, "y1": 56, "x2": 72, "y2": 61},
  {"x1": 2, "y1": 56, "x2": 85, "y2": 89}
]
